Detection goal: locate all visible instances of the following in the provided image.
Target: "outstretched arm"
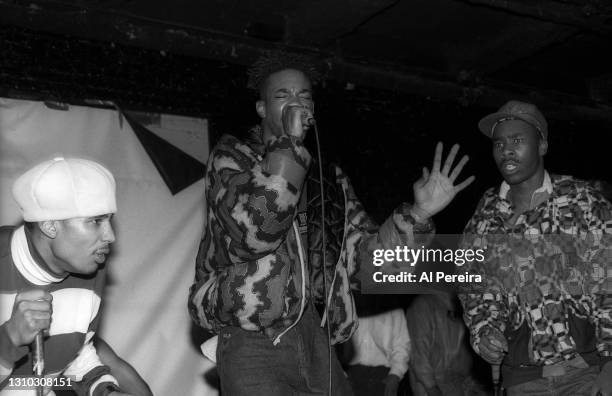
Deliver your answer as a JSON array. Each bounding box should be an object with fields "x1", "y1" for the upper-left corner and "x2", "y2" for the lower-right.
[{"x1": 95, "y1": 338, "x2": 153, "y2": 396}]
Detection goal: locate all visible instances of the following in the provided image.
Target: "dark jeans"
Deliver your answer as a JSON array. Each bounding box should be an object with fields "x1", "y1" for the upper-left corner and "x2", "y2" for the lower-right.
[
  {"x1": 346, "y1": 365, "x2": 410, "y2": 396},
  {"x1": 346, "y1": 365, "x2": 389, "y2": 396},
  {"x1": 216, "y1": 304, "x2": 353, "y2": 396},
  {"x1": 506, "y1": 365, "x2": 599, "y2": 396}
]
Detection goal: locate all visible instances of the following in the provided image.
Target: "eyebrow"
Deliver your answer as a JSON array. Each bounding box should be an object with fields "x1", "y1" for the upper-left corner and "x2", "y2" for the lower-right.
[
  {"x1": 90, "y1": 214, "x2": 113, "y2": 220},
  {"x1": 493, "y1": 132, "x2": 525, "y2": 141},
  {"x1": 273, "y1": 88, "x2": 312, "y2": 94}
]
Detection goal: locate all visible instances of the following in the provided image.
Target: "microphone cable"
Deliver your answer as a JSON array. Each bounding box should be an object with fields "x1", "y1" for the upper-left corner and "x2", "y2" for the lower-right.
[{"x1": 312, "y1": 121, "x2": 333, "y2": 395}]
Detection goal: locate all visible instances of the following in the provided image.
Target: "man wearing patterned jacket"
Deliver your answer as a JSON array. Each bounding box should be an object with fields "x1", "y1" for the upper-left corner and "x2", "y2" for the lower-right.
[
  {"x1": 460, "y1": 100, "x2": 612, "y2": 395},
  {"x1": 188, "y1": 53, "x2": 475, "y2": 395},
  {"x1": 0, "y1": 157, "x2": 151, "y2": 396}
]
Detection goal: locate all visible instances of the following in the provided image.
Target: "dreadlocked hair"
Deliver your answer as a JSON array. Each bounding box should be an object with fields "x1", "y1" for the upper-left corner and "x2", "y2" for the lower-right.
[{"x1": 247, "y1": 51, "x2": 322, "y2": 96}]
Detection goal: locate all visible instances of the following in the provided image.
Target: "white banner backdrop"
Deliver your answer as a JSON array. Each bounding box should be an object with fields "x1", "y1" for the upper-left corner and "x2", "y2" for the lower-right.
[{"x1": 0, "y1": 98, "x2": 217, "y2": 396}]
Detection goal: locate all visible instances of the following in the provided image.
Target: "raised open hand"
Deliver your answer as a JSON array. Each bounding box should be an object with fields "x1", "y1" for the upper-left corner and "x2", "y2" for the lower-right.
[{"x1": 412, "y1": 142, "x2": 475, "y2": 219}]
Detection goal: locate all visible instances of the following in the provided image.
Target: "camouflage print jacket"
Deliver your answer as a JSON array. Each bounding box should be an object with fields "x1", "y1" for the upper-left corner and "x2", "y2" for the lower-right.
[
  {"x1": 460, "y1": 173, "x2": 612, "y2": 375},
  {"x1": 188, "y1": 127, "x2": 434, "y2": 345}
]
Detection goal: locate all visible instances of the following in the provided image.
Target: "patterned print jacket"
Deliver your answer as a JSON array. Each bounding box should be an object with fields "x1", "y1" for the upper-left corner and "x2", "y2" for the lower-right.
[
  {"x1": 189, "y1": 127, "x2": 433, "y2": 345},
  {"x1": 460, "y1": 173, "x2": 612, "y2": 368}
]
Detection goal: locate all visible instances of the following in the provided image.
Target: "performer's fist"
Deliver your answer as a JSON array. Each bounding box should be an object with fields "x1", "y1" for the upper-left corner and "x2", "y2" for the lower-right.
[
  {"x1": 478, "y1": 327, "x2": 507, "y2": 364},
  {"x1": 5, "y1": 289, "x2": 52, "y2": 346}
]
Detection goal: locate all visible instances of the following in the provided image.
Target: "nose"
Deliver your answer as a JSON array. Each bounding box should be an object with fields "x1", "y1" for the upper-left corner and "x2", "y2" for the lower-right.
[
  {"x1": 102, "y1": 222, "x2": 116, "y2": 244},
  {"x1": 502, "y1": 143, "x2": 515, "y2": 158}
]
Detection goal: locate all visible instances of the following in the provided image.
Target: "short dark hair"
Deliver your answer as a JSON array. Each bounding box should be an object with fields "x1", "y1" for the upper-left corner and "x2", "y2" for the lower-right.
[{"x1": 247, "y1": 51, "x2": 322, "y2": 97}]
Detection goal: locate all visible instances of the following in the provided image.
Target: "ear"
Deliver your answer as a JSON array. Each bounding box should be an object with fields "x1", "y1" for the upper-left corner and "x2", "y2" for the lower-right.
[
  {"x1": 256, "y1": 100, "x2": 266, "y2": 119},
  {"x1": 39, "y1": 221, "x2": 57, "y2": 239},
  {"x1": 539, "y1": 138, "x2": 548, "y2": 156}
]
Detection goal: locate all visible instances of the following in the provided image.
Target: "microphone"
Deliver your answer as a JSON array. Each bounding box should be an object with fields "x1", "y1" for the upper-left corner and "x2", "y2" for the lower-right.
[
  {"x1": 297, "y1": 106, "x2": 315, "y2": 127},
  {"x1": 305, "y1": 116, "x2": 316, "y2": 126},
  {"x1": 285, "y1": 104, "x2": 315, "y2": 127},
  {"x1": 492, "y1": 363, "x2": 501, "y2": 396},
  {"x1": 33, "y1": 332, "x2": 44, "y2": 396}
]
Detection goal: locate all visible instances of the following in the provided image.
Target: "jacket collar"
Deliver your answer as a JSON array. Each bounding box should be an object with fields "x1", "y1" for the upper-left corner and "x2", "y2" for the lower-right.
[
  {"x1": 11, "y1": 225, "x2": 66, "y2": 285},
  {"x1": 498, "y1": 170, "x2": 553, "y2": 210},
  {"x1": 244, "y1": 125, "x2": 266, "y2": 157}
]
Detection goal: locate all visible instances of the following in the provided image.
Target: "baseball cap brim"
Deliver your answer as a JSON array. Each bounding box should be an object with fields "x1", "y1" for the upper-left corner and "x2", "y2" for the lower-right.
[
  {"x1": 478, "y1": 112, "x2": 544, "y2": 138},
  {"x1": 478, "y1": 112, "x2": 513, "y2": 137}
]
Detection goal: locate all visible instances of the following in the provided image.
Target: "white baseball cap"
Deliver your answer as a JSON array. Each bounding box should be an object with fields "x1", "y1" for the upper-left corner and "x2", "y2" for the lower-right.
[{"x1": 12, "y1": 157, "x2": 117, "y2": 221}]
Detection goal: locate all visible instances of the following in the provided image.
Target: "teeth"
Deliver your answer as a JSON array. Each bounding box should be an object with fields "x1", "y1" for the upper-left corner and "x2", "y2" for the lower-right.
[{"x1": 504, "y1": 164, "x2": 517, "y2": 171}]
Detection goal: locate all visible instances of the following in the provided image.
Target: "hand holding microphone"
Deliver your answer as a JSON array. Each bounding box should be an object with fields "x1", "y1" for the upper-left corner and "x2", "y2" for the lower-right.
[
  {"x1": 478, "y1": 326, "x2": 508, "y2": 365},
  {"x1": 4, "y1": 290, "x2": 52, "y2": 348},
  {"x1": 4, "y1": 290, "x2": 51, "y2": 396}
]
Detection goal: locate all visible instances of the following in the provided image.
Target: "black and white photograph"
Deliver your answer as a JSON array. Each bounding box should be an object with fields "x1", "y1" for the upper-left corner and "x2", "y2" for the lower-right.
[{"x1": 1, "y1": 1, "x2": 612, "y2": 395}]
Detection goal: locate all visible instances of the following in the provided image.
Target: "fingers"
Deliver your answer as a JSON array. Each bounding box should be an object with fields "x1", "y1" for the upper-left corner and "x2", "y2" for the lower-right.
[
  {"x1": 480, "y1": 334, "x2": 504, "y2": 352},
  {"x1": 454, "y1": 175, "x2": 476, "y2": 194},
  {"x1": 479, "y1": 343, "x2": 504, "y2": 364},
  {"x1": 441, "y1": 144, "x2": 459, "y2": 176},
  {"x1": 8, "y1": 290, "x2": 53, "y2": 345},
  {"x1": 449, "y1": 154, "x2": 469, "y2": 182},
  {"x1": 422, "y1": 167, "x2": 430, "y2": 181},
  {"x1": 413, "y1": 167, "x2": 429, "y2": 191},
  {"x1": 14, "y1": 289, "x2": 52, "y2": 303},
  {"x1": 486, "y1": 335, "x2": 506, "y2": 351},
  {"x1": 479, "y1": 335, "x2": 506, "y2": 364},
  {"x1": 16, "y1": 299, "x2": 52, "y2": 328},
  {"x1": 431, "y1": 142, "x2": 443, "y2": 174}
]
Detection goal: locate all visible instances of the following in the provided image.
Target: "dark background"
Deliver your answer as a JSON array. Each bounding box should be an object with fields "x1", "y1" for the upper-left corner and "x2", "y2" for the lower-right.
[{"x1": 1, "y1": 25, "x2": 611, "y2": 233}]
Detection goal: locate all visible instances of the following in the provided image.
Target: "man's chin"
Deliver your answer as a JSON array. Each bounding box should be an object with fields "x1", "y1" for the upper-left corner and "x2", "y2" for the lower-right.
[
  {"x1": 70, "y1": 265, "x2": 99, "y2": 276},
  {"x1": 498, "y1": 168, "x2": 523, "y2": 185}
]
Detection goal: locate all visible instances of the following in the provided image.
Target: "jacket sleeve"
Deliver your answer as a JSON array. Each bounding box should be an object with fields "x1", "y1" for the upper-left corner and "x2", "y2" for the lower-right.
[
  {"x1": 0, "y1": 322, "x2": 28, "y2": 387},
  {"x1": 206, "y1": 134, "x2": 311, "y2": 264},
  {"x1": 580, "y1": 189, "x2": 612, "y2": 357},
  {"x1": 322, "y1": 168, "x2": 435, "y2": 345},
  {"x1": 65, "y1": 270, "x2": 122, "y2": 396},
  {"x1": 337, "y1": 167, "x2": 435, "y2": 290},
  {"x1": 63, "y1": 335, "x2": 122, "y2": 396},
  {"x1": 458, "y1": 192, "x2": 509, "y2": 358}
]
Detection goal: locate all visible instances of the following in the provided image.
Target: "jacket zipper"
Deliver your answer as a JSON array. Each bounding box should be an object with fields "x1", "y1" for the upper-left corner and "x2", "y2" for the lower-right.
[
  {"x1": 273, "y1": 221, "x2": 307, "y2": 346},
  {"x1": 320, "y1": 182, "x2": 349, "y2": 327}
]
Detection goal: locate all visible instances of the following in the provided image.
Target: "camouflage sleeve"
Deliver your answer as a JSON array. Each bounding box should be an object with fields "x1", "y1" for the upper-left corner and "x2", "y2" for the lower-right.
[
  {"x1": 336, "y1": 167, "x2": 435, "y2": 290},
  {"x1": 320, "y1": 167, "x2": 436, "y2": 345},
  {"x1": 208, "y1": 134, "x2": 311, "y2": 264},
  {"x1": 458, "y1": 192, "x2": 509, "y2": 356},
  {"x1": 581, "y1": 190, "x2": 612, "y2": 356}
]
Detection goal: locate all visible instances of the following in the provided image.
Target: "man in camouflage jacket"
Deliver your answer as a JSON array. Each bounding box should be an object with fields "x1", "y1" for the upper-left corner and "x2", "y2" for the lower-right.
[{"x1": 188, "y1": 54, "x2": 474, "y2": 396}]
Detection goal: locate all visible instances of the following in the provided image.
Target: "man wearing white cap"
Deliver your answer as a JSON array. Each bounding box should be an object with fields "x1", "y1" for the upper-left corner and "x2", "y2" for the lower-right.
[
  {"x1": 459, "y1": 101, "x2": 612, "y2": 395},
  {"x1": 0, "y1": 157, "x2": 151, "y2": 396}
]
